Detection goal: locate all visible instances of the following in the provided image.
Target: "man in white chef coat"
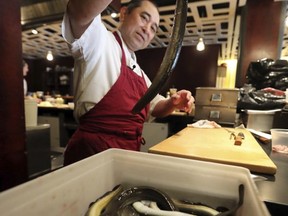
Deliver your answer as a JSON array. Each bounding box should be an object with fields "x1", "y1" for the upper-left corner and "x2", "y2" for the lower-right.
[{"x1": 62, "y1": 0, "x2": 195, "y2": 165}]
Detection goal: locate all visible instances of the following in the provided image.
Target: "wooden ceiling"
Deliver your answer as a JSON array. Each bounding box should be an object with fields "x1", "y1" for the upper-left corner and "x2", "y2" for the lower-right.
[{"x1": 21, "y1": 0, "x2": 288, "y2": 60}]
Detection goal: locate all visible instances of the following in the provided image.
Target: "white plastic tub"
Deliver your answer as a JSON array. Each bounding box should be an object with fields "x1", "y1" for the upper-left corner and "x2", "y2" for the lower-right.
[
  {"x1": 271, "y1": 128, "x2": 288, "y2": 147},
  {"x1": 246, "y1": 109, "x2": 281, "y2": 132},
  {"x1": 0, "y1": 149, "x2": 270, "y2": 216}
]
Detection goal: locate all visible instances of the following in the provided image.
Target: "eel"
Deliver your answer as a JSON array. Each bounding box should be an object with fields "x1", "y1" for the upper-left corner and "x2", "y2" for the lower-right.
[
  {"x1": 172, "y1": 199, "x2": 220, "y2": 216},
  {"x1": 101, "y1": 186, "x2": 178, "y2": 216},
  {"x1": 87, "y1": 184, "x2": 244, "y2": 216},
  {"x1": 149, "y1": 201, "x2": 161, "y2": 210},
  {"x1": 132, "y1": 0, "x2": 188, "y2": 114},
  {"x1": 216, "y1": 184, "x2": 245, "y2": 216},
  {"x1": 86, "y1": 185, "x2": 123, "y2": 216},
  {"x1": 132, "y1": 201, "x2": 196, "y2": 216},
  {"x1": 171, "y1": 184, "x2": 244, "y2": 216},
  {"x1": 117, "y1": 205, "x2": 140, "y2": 216}
]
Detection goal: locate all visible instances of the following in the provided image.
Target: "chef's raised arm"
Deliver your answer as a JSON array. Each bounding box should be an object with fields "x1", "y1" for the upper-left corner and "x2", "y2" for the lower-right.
[{"x1": 67, "y1": 0, "x2": 113, "y2": 39}]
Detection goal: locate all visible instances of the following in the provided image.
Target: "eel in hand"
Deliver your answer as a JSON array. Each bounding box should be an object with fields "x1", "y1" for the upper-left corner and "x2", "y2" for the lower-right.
[{"x1": 132, "y1": 0, "x2": 188, "y2": 114}]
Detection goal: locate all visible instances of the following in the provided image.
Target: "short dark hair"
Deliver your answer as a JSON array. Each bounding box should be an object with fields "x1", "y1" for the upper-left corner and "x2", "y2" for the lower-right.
[
  {"x1": 126, "y1": 0, "x2": 159, "y2": 14},
  {"x1": 22, "y1": 59, "x2": 27, "y2": 68}
]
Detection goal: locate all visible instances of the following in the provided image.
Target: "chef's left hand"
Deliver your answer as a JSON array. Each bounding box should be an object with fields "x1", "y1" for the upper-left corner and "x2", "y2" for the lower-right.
[{"x1": 170, "y1": 90, "x2": 195, "y2": 113}]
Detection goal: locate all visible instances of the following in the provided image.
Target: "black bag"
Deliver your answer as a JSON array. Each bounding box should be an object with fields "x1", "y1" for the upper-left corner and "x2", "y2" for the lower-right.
[
  {"x1": 246, "y1": 58, "x2": 288, "y2": 91},
  {"x1": 237, "y1": 84, "x2": 286, "y2": 111}
]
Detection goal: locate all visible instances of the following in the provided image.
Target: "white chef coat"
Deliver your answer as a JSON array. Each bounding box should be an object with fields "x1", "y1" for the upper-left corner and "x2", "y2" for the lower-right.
[
  {"x1": 23, "y1": 79, "x2": 27, "y2": 96},
  {"x1": 62, "y1": 13, "x2": 164, "y2": 122}
]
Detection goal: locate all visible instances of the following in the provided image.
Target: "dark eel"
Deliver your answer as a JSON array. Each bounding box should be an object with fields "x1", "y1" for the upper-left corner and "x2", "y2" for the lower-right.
[
  {"x1": 87, "y1": 184, "x2": 244, "y2": 216},
  {"x1": 171, "y1": 184, "x2": 244, "y2": 216},
  {"x1": 132, "y1": 0, "x2": 188, "y2": 114},
  {"x1": 100, "y1": 186, "x2": 178, "y2": 216},
  {"x1": 216, "y1": 184, "x2": 245, "y2": 216}
]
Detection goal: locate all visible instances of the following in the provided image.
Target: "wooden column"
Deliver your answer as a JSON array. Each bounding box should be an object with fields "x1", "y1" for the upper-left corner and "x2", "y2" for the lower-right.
[
  {"x1": 0, "y1": 0, "x2": 28, "y2": 191},
  {"x1": 236, "y1": 0, "x2": 287, "y2": 87}
]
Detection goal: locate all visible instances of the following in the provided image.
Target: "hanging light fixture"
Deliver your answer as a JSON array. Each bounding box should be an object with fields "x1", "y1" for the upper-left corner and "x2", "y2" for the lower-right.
[
  {"x1": 197, "y1": 9, "x2": 205, "y2": 52},
  {"x1": 106, "y1": 7, "x2": 118, "y2": 18},
  {"x1": 31, "y1": 29, "x2": 38, "y2": 35},
  {"x1": 111, "y1": 12, "x2": 118, "y2": 18},
  {"x1": 46, "y1": 50, "x2": 54, "y2": 61},
  {"x1": 196, "y1": 37, "x2": 205, "y2": 51}
]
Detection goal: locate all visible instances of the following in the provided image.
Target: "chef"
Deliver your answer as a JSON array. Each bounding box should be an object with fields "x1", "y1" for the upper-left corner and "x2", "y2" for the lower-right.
[
  {"x1": 23, "y1": 60, "x2": 29, "y2": 96},
  {"x1": 62, "y1": 0, "x2": 195, "y2": 165}
]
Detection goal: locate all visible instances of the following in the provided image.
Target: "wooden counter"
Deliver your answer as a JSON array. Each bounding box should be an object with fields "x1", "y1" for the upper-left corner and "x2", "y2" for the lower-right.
[{"x1": 149, "y1": 127, "x2": 277, "y2": 175}]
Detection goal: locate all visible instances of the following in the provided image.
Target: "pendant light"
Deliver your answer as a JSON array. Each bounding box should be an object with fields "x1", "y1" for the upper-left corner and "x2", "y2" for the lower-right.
[
  {"x1": 111, "y1": 12, "x2": 117, "y2": 18},
  {"x1": 196, "y1": 37, "x2": 205, "y2": 51},
  {"x1": 46, "y1": 50, "x2": 54, "y2": 61},
  {"x1": 197, "y1": 9, "x2": 205, "y2": 52},
  {"x1": 31, "y1": 29, "x2": 38, "y2": 35}
]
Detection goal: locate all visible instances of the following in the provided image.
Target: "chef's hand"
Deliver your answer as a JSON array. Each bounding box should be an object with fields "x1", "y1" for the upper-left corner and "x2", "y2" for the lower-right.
[{"x1": 170, "y1": 90, "x2": 194, "y2": 113}]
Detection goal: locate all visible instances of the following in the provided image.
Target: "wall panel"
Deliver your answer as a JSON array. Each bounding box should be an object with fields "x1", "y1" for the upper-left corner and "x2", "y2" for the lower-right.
[{"x1": 137, "y1": 45, "x2": 220, "y2": 96}]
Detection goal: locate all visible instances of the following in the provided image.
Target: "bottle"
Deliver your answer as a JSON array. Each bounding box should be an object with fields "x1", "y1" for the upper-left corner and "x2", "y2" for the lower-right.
[{"x1": 166, "y1": 91, "x2": 171, "y2": 98}]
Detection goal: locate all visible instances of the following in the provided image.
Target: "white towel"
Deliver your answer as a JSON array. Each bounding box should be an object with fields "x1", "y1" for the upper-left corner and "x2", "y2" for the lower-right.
[{"x1": 187, "y1": 119, "x2": 221, "y2": 128}]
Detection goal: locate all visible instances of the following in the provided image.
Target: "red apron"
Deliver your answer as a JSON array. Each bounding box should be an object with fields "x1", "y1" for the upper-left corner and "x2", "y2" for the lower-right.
[{"x1": 64, "y1": 32, "x2": 149, "y2": 165}]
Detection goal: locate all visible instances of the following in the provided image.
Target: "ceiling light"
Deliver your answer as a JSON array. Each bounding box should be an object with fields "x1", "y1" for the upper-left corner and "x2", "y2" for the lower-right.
[
  {"x1": 111, "y1": 12, "x2": 117, "y2": 18},
  {"x1": 46, "y1": 50, "x2": 54, "y2": 61},
  {"x1": 31, "y1": 29, "x2": 38, "y2": 35},
  {"x1": 196, "y1": 37, "x2": 205, "y2": 51}
]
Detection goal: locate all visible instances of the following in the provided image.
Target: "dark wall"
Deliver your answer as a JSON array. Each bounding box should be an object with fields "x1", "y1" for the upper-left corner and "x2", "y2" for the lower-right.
[
  {"x1": 136, "y1": 44, "x2": 220, "y2": 96},
  {"x1": 27, "y1": 45, "x2": 220, "y2": 97},
  {"x1": 25, "y1": 56, "x2": 74, "y2": 94},
  {"x1": 0, "y1": 0, "x2": 28, "y2": 191},
  {"x1": 236, "y1": 0, "x2": 286, "y2": 87}
]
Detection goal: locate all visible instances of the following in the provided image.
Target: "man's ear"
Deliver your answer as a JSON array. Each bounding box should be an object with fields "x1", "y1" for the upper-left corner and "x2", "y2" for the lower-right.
[{"x1": 119, "y1": 6, "x2": 128, "y2": 22}]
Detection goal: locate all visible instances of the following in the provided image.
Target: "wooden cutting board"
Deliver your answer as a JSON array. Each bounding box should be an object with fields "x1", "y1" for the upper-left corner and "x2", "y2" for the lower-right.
[{"x1": 149, "y1": 127, "x2": 277, "y2": 175}]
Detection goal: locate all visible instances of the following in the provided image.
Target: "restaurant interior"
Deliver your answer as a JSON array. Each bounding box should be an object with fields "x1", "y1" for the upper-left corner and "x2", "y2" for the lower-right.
[{"x1": 0, "y1": 0, "x2": 288, "y2": 215}]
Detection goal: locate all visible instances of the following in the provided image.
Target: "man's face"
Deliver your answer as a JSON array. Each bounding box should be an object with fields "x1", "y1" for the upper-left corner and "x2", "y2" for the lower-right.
[
  {"x1": 23, "y1": 64, "x2": 29, "y2": 76},
  {"x1": 119, "y1": 1, "x2": 159, "y2": 52}
]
